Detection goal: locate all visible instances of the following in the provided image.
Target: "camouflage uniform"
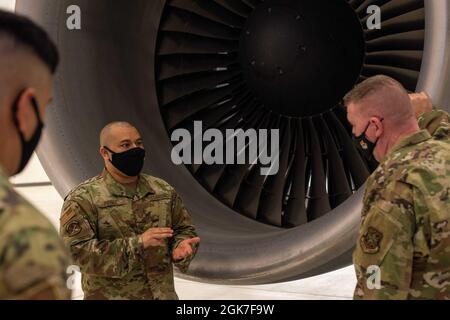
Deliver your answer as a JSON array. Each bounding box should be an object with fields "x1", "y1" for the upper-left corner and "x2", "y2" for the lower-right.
[
  {"x1": 418, "y1": 109, "x2": 450, "y2": 139},
  {"x1": 60, "y1": 170, "x2": 198, "y2": 300},
  {"x1": 353, "y1": 109, "x2": 450, "y2": 299},
  {"x1": 0, "y1": 166, "x2": 71, "y2": 300}
]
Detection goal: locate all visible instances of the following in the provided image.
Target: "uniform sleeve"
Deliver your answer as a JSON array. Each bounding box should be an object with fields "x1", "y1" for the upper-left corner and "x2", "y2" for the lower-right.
[
  {"x1": 418, "y1": 109, "x2": 450, "y2": 138},
  {"x1": 353, "y1": 181, "x2": 415, "y2": 300},
  {"x1": 169, "y1": 192, "x2": 199, "y2": 273},
  {"x1": 60, "y1": 199, "x2": 145, "y2": 279},
  {"x1": 0, "y1": 225, "x2": 72, "y2": 300}
]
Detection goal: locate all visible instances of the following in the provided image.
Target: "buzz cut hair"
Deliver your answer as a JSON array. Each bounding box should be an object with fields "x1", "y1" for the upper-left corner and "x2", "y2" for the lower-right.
[
  {"x1": 0, "y1": 9, "x2": 59, "y2": 73},
  {"x1": 343, "y1": 75, "x2": 408, "y2": 107},
  {"x1": 99, "y1": 121, "x2": 136, "y2": 147}
]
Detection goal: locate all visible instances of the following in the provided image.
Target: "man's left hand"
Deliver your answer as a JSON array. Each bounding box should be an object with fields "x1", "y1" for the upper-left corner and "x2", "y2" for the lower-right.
[{"x1": 172, "y1": 237, "x2": 201, "y2": 261}]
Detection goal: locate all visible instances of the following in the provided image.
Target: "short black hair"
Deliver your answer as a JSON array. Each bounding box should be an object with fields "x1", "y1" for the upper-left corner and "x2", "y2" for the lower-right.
[{"x1": 0, "y1": 9, "x2": 59, "y2": 73}]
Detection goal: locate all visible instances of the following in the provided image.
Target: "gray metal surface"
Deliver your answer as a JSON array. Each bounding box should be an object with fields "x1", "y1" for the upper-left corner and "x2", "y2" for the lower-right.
[
  {"x1": 15, "y1": 0, "x2": 450, "y2": 284},
  {"x1": 417, "y1": 0, "x2": 450, "y2": 107}
]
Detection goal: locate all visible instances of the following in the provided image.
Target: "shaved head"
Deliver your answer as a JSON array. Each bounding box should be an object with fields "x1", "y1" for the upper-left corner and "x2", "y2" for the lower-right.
[
  {"x1": 100, "y1": 121, "x2": 138, "y2": 147},
  {"x1": 344, "y1": 75, "x2": 415, "y2": 128}
]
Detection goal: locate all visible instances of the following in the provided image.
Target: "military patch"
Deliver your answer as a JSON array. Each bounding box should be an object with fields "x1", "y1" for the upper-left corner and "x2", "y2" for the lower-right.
[
  {"x1": 360, "y1": 227, "x2": 383, "y2": 254},
  {"x1": 97, "y1": 199, "x2": 128, "y2": 208},
  {"x1": 359, "y1": 140, "x2": 368, "y2": 150},
  {"x1": 66, "y1": 220, "x2": 82, "y2": 237},
  {"x1": 60, "y1": 209, "x2": 76, "y2": 226}
]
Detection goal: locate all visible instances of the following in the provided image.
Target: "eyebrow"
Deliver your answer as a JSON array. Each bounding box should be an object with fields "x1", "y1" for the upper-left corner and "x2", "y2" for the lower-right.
[{"x1": 118, "y1": 138, "x2": 143, "y2": 144}]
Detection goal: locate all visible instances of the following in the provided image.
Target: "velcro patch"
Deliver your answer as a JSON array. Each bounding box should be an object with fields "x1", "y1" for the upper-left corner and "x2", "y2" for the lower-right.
[
  {"x1": 65, "y1": 220, "x2": 82, "y2": 237},
  {"x1": 360, "y1": 227, "x2": 383, "y2": 254},
  {"x1": 60, "y1": 209, "x2": 76, "y2": 226},
  {"x1": 97, "y1": 199, "x2": 128, "y2": 208}
]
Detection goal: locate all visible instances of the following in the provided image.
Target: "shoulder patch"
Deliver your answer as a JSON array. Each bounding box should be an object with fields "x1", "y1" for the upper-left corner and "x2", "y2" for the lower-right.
[
  {"x1": 360, "y1": 227, "x2": 383, "y2": 254},
  {"x1": 65, "y1": 220, "x2": 82, "y2": 237}
]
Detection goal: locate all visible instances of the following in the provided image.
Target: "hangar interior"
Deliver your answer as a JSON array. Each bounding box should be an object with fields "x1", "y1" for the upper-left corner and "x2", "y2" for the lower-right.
[{"x1": 2, "y1": 0, "x2": 450, "y2": 299}]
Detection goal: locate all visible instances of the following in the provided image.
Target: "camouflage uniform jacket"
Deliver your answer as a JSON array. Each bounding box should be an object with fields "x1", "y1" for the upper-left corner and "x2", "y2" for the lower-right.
[
  {"x1": 60, "y1": 170, "x2": 198, "y2": 300},
  {"x1": 0, "y1": 166, "x2": 71, "y2": 300},
  {"x1": 418, "y1": 108, "x2": 450, "y2": 139},
  {"x1": 353, "y1": 110, "x2": 450, "y2": 299}
]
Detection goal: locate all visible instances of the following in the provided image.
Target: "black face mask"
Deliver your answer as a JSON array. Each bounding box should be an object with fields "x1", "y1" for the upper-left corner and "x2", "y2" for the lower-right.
[
  {"x1": 103, "y1": 146, "x2": 146, "y2": 177},
  {"x1": 12, "y1": 93, "x2": 44, "y2": 175},
  {"x1": 352, "y1": 120, "x2": 382, "y2": 169}
]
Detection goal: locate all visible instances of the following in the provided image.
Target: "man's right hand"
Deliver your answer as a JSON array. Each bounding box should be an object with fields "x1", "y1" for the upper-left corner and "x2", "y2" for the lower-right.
[{"x1": 140, "y1": 228, "x2": 173, "y2": 249}]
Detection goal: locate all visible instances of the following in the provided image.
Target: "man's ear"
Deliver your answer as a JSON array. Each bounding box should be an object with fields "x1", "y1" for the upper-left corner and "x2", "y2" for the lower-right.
[
  {"x1": 369, "y1": 117, "x2": 384, "y2": 139},
  {"x1": 14, "y1": 88, "x2": 38, "y2": 140},
  {"x1": 99, "y1": 147, "x2": 109, "y2": 160}
]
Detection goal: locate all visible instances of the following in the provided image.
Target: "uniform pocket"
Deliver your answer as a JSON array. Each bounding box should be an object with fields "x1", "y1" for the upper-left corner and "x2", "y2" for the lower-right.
[
  {"x1": 144, "y1": 207, "x2": 169, "y2": 228},
  {"x1": 140, "y1": 195, "x2": 173, "y2": 274},
  {"x1": 141, "y1": 195, "x2": 172, "y2": 228},
  {"x1": 96, "y1": 199, "x2": 131, "y2": 238}
]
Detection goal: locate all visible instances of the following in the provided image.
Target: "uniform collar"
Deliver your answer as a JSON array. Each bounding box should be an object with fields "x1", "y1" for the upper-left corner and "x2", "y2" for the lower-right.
[
  {"x1": 102, "y1": 169, "x2": 155, "y2": 199},
  {"x1": 383, "y1": 129, "x2": 432, "y2": 161},
  {"x1": 0, "y1": 165, "x2": 8, "y2": 180},
  {"x1": 0, "y1": 165, "x2": 10, "y2": 188}
]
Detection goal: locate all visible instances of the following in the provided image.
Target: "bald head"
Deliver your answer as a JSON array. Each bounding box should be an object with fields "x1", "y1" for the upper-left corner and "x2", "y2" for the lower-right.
[
  {"x1": 100, "y1": 121, "x2": 142, "y2": 148},
  {"x1": 343, "y1": 75, "x2": 415, "y2": 127}
]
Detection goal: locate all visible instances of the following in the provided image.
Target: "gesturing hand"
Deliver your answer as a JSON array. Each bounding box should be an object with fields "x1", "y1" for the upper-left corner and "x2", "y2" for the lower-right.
[
  {"x1": 140, "y1": 227, "x2": 173, "y2": 249},
  {"x1": 172, "y1": 237, "x2": 201, "y2": 261},
  {"x1": 409, "y1": 92, "x2": 433, "y2": 119}
]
